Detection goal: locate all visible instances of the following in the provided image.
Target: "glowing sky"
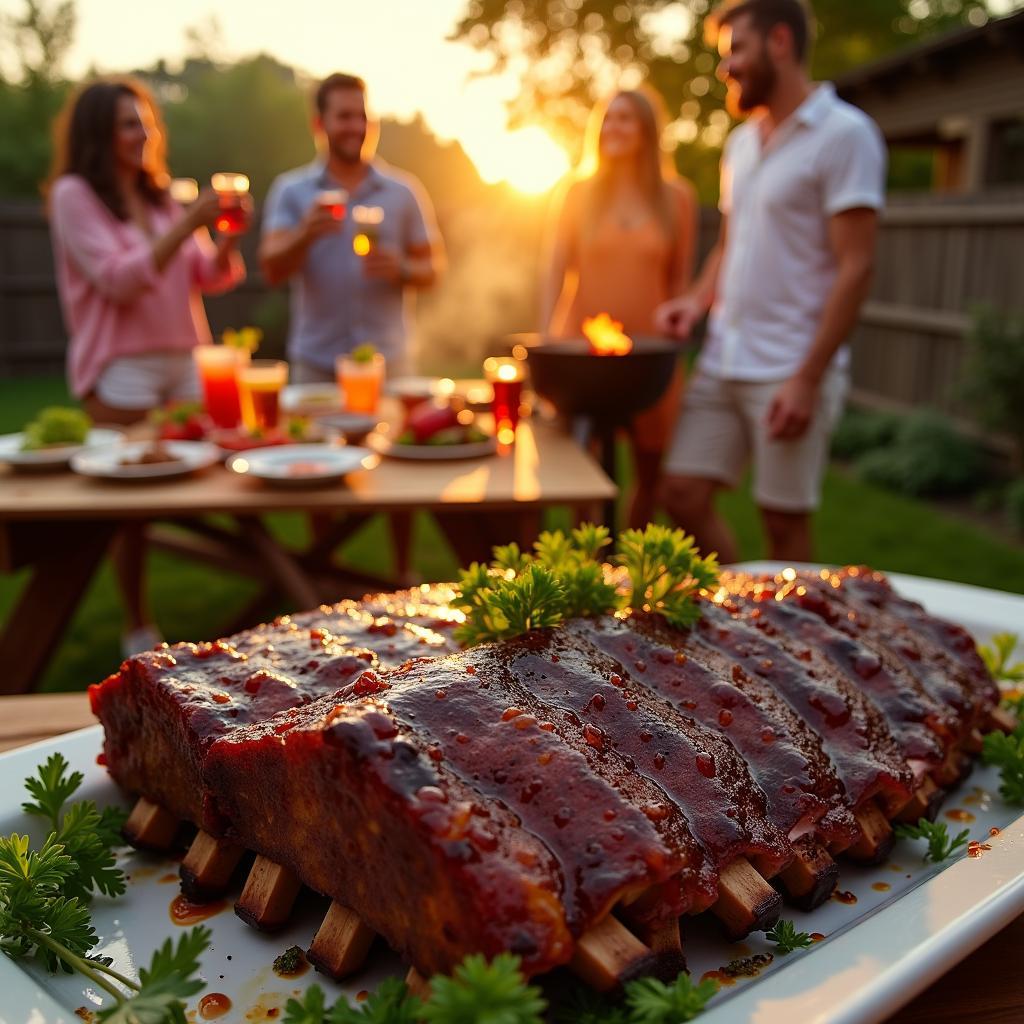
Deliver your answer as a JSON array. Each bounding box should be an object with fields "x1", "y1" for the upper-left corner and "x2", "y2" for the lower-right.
[{"x1": 1, "y1": 0, "x2": 574, "y2": 189}]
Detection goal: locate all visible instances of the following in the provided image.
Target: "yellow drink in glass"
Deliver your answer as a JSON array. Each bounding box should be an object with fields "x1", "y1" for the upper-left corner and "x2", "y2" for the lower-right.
[{"x1": 237, "y1": 359, "x2": 288, "y2": 433}]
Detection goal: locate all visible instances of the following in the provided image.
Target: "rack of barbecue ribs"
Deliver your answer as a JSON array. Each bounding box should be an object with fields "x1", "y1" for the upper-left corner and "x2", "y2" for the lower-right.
[{"x1": 90, "y1": 567, "x2": 1015, "y2": 991}]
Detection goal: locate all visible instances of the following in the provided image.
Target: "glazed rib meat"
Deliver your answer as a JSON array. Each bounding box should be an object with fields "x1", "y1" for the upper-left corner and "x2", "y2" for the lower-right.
[
  {"x1": 89, "y1": 589, "x2": 461, "y2": 834},
  {"x1": 91, "y1": 567, "x2": 1003, "y2": 981}
]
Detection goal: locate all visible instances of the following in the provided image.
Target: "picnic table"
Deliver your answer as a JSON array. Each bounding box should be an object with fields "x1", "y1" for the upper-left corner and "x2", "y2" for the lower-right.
[
  {"x1": 0, "y1": 696, "x2": 1020, "y2": 1023},
  {"x1": 0, "y1": 414, "x2": 616, "y2": 694}
]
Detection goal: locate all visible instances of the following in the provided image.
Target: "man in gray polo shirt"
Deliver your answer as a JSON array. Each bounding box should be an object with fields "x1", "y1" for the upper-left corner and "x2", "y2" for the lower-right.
[
  {"x1": 656, "y1": 0, "x2": 885, "y2": 563},
  {"x1": 260, "y1": 73, "x2": 442, "y2": 380}
]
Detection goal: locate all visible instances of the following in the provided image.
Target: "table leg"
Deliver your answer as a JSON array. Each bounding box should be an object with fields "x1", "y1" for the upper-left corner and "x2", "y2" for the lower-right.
[
  {"x1": 236, "y1": 516, "x2": 321, "y2": 610},
  {"x1": 0, "y1": 522, "x2": 115, "y2": 695}
]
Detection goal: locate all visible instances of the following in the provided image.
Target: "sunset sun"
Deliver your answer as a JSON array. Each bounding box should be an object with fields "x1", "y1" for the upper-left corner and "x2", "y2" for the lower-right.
[{"x1": 467, "y1": 124, "x2": 571, "y2": 195}]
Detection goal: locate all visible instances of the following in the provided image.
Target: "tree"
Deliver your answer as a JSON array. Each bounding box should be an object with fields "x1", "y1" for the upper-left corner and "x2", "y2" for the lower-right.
[
  {"x1": 0, "y1": 0, "x2": 76, "y2": 197},
  {"x1": 2, "y1": 0, "x2": 76, "y2": 85},
  {"x1": 451, "y1": 0, "x2": 1010, "y2": 200}
]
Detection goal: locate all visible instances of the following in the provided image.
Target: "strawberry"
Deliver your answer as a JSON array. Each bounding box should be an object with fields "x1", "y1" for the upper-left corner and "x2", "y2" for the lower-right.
[{"x1": 152, "y1": 401, "x2": 207, "y2": 441}]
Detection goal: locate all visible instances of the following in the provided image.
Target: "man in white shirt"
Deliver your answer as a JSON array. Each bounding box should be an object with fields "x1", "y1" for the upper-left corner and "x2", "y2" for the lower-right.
[{"x1": 656, "y1": 0, "x2": 886, "y2": 563}]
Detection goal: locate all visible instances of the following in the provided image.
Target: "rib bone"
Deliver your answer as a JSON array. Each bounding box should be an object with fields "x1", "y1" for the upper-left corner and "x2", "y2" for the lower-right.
[
  {"x1": 122, "y1": 796, "x2": 178, "y2": 851},
  {"x1": 234, "y1": 855, "x2": 301, "y2": 931},
  {"x1": 180, "y1": 831, "x2": 245, "y2": 902},
  {"x1": 307, "y1": 901, "x2": 377, "y2": 980}
]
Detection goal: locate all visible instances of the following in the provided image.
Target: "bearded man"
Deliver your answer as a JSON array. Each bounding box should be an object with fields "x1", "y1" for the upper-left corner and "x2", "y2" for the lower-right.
[{"x1": 655, "y1": 0, "x2": 885, "y2": 563}]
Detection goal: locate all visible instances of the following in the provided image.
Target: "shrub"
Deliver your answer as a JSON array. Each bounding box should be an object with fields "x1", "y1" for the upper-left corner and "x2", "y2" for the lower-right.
[
  {"x1": 1007, "y1": 479, "x2": 1024, "y2": 535},
  {"x1": 962, "y1": 308, "x2": 1024, "y2": 453},
  {"x1": 855, "y1": 409, "x2": 981, "y2": 497},
  {"x1": 831, "y1": 408, "x2": 902, "y2": 460}
]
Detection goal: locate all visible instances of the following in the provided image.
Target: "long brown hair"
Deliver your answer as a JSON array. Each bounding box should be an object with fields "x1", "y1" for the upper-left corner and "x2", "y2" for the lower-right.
[
  {"x1": 576, "y1": 87, "x2": 677, "y2": 241},
  {"x1": 45, "y1": 77, "x2": 168, "y2": 220}
]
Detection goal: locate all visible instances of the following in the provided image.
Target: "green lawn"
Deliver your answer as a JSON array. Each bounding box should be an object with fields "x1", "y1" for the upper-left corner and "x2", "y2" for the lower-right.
[{"x1": 3, "y1": 375, "x2": 1022, "y2": 693}]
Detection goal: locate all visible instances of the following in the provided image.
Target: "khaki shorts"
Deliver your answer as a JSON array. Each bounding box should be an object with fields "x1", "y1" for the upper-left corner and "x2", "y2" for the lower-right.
[{"x1": 664, "y1": 369, "x2": 848, "y2": 512}]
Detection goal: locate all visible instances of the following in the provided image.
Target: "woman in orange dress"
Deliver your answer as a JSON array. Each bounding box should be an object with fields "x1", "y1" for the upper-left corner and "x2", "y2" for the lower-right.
[{"x1": 541, "y1": 87, "x2": 698, "y2": 528}]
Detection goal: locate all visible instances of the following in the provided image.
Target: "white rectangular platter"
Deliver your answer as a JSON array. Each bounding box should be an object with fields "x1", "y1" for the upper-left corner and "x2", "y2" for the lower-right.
[{"x1": 1, "y1": 567, "x2": 1022, "y2": 1024}]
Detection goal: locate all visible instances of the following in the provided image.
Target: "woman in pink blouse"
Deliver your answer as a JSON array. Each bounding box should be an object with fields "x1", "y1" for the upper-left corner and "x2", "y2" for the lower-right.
[
  {"x1": 48, "y1": 77, "x2": 246, "y2": 422},
  {"x1": 46, "y1": 77, "x2": 248, "y2": 653}
]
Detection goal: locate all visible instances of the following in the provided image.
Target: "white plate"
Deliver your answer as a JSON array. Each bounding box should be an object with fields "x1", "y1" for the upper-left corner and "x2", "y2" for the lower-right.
[
  {"x1": 385, "y1": 376, "x2": 444, "y2": 400},
  {"x1": 70, "y1": 440, "x2": 222, "y2": 480},
  {"x1": 0, "y1": 427, "x2": 125, "y2": 468},
  {"x1": 281, "y1": 383, "x2": 342, "y2": 416},
  {"x1": 368, "y1": 431, "x2": 498, "y2": 461},
  {"x1": 227, "y1": 443, "x2": 374, "y2": 485},
  {"x1": 2, "y1": 570, "x2": 1023, "y2": 1023}
]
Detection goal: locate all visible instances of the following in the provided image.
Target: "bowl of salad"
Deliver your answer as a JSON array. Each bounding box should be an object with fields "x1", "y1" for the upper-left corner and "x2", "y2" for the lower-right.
[{"x1": 0, "y1": 408, "x2": 125, "y2": 470}]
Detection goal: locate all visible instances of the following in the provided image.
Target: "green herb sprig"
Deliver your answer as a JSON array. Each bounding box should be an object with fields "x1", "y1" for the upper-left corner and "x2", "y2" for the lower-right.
[
  {"x1": 285, "y1": 977, "x2": 422, "y2": 1024},
  {"x1": 453, "y1": 523, "x2": 718, "y2": 646},
  {"x1": 287, "y1": 957, "x2": 718, "y2": 1024},
  {"x1": 895, "y1": 818, "x2": 971, "y2": 862},
  {"x1": 979, "y1": 633, "x2": 1024, "y2": 685},
  {"x1": 765, "y1": 919, "x2": 813, "y2": 954},
  {"x1": 423, "y1": 953, "x2": 547, "y2": 1023},
  {"x1": 624, "y1": 974, "x2": 719, "y2": 1024},
  {"x1": 615, "y1": 525, "x2": 720, "y2": 630},
  {"x1": 1, "y1": 755, "x2": 207, "y2": 1023},
  {"x1": 982, "y1": 723, "x2": 1024, "y2": 805}
]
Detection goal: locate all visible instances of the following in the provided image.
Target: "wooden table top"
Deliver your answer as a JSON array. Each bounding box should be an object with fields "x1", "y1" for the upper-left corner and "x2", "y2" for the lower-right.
[
  {"x1": 1, "y1": 695, "x2": 1019, "y2": 1022},
  {"x1": 0, "y1": 418, "x2": 616, "y2": 520}
]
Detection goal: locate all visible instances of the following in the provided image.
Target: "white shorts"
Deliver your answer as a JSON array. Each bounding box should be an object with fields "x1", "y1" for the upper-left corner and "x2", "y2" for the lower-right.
[
  {"x1": 94, "y1": 352, "x2": 200, "y2": 410},
  {"x1": 664, "y1": 369, "x2": 848, "y2": 512}
]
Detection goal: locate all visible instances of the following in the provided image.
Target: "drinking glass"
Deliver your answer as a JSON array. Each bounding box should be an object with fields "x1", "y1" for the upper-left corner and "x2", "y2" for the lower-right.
[
  {"x1": 337, "y1": 351, "x2": 386, "y2": 414},
  {"x1": 237, "y1": 359, "x2": 288, "y2": 433},
  {"x1": 352, "y1": 205, "x2": 384, "y2": 256},
  {"x1": 318, "y1": 188, "x2": 348, "y2": 221},
  {"x1": 211, "y1": 172, "x2": 251, "y2": 235},
  {"x1": 484, "y1": 357, "x2": 525, "y2": 438},
  {"x1": 194, "y1": 344, "x2": 250, "y2": 429}
]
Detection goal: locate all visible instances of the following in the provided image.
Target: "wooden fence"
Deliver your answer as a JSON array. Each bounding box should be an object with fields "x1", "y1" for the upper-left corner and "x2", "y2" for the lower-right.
[{"x1": 2, "y1": 195, "x2": 1022, "y2": 447}]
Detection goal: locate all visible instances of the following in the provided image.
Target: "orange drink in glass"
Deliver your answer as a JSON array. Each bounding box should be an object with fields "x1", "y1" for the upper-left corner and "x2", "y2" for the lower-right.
[
  {"x1": 337, "y1": 350, "x2": 385, "y2": 414},
  {"x1": 237, "y1": 359, "x2": 288, "y2": 433},
  {"x1": 194, "y1": 344, "x2": 249, "y2": 428},
  {"x1": 211, "y1": 172, "x2": 251, "y2": 235}
]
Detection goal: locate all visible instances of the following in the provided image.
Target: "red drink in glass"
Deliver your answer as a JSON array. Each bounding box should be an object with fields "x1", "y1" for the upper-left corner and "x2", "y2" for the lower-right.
[
  {"x1": 318, "y1": 188, "x2": 348, "y2": 221},
  {"x1": 484, "y1": 357, "x2": 525, "y2": 434},
  {"x1": 491, "y1": 378, "x2": 523, "y2": 430},
  {"x1": 194, "y1": 345, "x2": 247, "y2": 428},
  {"x1": 211, "y1": 173, "x2": 250, "y2": 235}
]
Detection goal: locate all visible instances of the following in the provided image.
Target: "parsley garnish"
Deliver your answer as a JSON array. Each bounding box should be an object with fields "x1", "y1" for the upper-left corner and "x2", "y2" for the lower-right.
[
  {"x1": 895, "y1": 818, "x2": 971, "y2": 861},
  {"x1": 765, "y1": 919, "x2": 813, "y2": 954},
  {"x1": 615, "y1": 525, "x2": 719, "y2": 630},
  {"x1": 286, "y1": 956, "x2": 543, "y2": 1024},
  {"x1": 97, "y1": 928, "x2": 209, "y2": 1024},
  {"x1": 2, "y1": 756, "x2": 207, "y2": 1022},
  {"x1": 982, "y1": 723, "x2": 1024, "y2": 805},
  {"x1": 453, "y1": 523, "x2": 719, "y2": 645},
  {"x1": 623, "y1": 974, "x2": 718, "y2": 1024},
  {"x1": 285, "y1": 954, "x2": 720, "y2": 1024},
  {"x1": 285, "y1": 977, "x2": 422, "y2": 1023},
  {"x1": 422, "y1": 953, "x2": 546, "y2": 1023},
  {"x1": 979, "y1": 633, "x2": 1024, "y2": 684}
]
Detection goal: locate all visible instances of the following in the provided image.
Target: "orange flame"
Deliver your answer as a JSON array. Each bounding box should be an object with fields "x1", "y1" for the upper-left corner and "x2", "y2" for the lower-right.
[{"x1": 582, "y1": 313, "x2": 633, "y2": 356}]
